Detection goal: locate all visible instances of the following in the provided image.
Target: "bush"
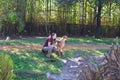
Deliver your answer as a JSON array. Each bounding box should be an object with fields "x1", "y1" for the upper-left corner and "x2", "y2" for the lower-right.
[
  {"x1": 8, "y1": 12, "x2": 25, "y2": 33},
  {"x1": 0, "y1": 54, "x2": 14, "y2": 80}
]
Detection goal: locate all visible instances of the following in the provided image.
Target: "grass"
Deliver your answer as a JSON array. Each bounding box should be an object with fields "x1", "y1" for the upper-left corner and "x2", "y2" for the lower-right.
[
  {"x1": 0, "y1": 37, "x2": 118, "y2": 45},
  {"x1": 66, "y1": 37, "x2": 118, "y2": 45},
  {"x1": 0, "y1": 37, "x2": 112, "y2": 79},
  {"x1": 0, "y1": 37, "x2": 46, "y2": 45},
  {"x1": 62, "y1": 49, "x2": 109, "y2": 59},
  {"x1": 0, "y1": 49, "x2": 109, "y2": 79},
  {"x1": 0, "y1": 50, "x2": 62, "y2": 80}
]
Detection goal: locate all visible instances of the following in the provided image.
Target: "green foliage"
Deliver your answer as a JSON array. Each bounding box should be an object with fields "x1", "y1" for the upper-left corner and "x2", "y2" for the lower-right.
[
  {"x1": 0, "y1": 53, "x2": 14, "y2": 80},
  {"x1": 56, "y1": 0, "x2": 78, "y2": 6},
  {"x1": 116, "y1": 0, "x2": 120, "y2": 3},
  {"x1": 0, "y1": 0, "x2": 25, "y2": 35},
  {"x1": 18, "y1": 18, "x2": 25, "y2": 33},
  {"x1": 8, "y1": 12, "x2": 25, "y2": 33},
  {"x1": 0, "y1": 0, "x2": 120, "y2": 37},
  {"x1": 94, "y1": 0, "x2": 120, "y2": 6},
  {"x1": 8, "y1": 12, "x2": 18, "y2": 24}
]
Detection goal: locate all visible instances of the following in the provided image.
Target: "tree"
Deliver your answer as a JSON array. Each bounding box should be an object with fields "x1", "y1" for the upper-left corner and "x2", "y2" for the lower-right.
[
  {"x1": 94, "y1": 0, "x2": 118, "y2": 38},
  {"x1": 0, "y1": 0, "x2": 120, "y2": 37},
  {"x1": 95, "y1": 0, "x2": 102, "y2": 38}
]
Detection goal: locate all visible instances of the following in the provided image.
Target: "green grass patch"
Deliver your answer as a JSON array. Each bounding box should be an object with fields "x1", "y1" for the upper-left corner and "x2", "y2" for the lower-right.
[
  {"x1": 0, "y1": 48, "x2": 109, "y2": 79},
  {"x1": 0, "y1": 50, "x2": 62, "y2": 80},
  {"x1": 0, "y1": 37, "x2": 112, "y2": 79},
  {"x1": 66, "y1": 37, "x2": 118, "y2": 45},
  {"x1": 0, "y1": 37, "x2": 118, "y2": 45},
  {"x1": 0, "y1": 37, "x2": 46, "y2": 45},
  {"x1": 61, "y1": 49, "x2": 109, "y2": 59}
]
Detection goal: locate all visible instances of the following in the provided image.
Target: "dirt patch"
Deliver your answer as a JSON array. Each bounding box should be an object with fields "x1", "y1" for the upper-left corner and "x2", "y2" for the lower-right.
[
  {"x1": 0, "y1": 44, "x2": 110, "y2": 51},
  {"x1": 0, "y1": 44, "x2": 41, "y2": 51},
  {"x1": 66, "y1": 44, "x2": 110, "y2": 50}
]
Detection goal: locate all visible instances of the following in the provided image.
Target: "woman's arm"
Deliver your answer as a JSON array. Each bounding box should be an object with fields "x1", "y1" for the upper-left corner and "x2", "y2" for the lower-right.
[{"x1": 48, "y1": 42, "x2": 51, "y2": 46}]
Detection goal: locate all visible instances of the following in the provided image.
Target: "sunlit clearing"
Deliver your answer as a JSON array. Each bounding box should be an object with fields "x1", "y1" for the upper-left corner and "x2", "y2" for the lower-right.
[
  {"x1": 95, "y1": 50, "x2": 105, "y2": 55},
  {"x1": 20, "y1": 55, "x2": 27, "y2": 59},
  {"x1": 51, "y1": 53, "x2": 61, "y2": 61},
  {"x1": 48, "y1": 64, "x2": 61, "y2": 73},
  {"x1": 96, "y1": 38, "x2": 102, "y2": 41},
  {"x1": 25, "y1": 52, "x2": 30, "y2": 57},
  {"x1": 79, "y1": 38, "x2": 84, "y2": 42}
]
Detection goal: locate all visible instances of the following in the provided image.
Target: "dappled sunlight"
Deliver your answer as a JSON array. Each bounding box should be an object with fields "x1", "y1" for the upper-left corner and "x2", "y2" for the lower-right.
[
  {"x1": 78, "y1": 38, "x2": 85, "y2": 42},
  {"x1": 30, "y1": 69, "x2": 44, "y2": 73},
  {"x1": 2, "y1": 46, "x2": 11, "y2": 51},
  {"x1": 0, "y1": 46, "x2": 19, "y2": 51},
  {"x1": 12, "y1": 48, "x2": 19, "y2": 52},
  {"x1": 0, "y1": 37, "x2": 114, "y2": 79},
  {"x1": 0, "y1": 45, "x2": 109, "y2": 80},
  {"x1": 95, "y1": 50, "x2": 105, "y2": 55},
  {"x1": 51, "y1": 53, "x2": 61, "y2": 61},
  {"x1": 20, "y1": 55, "x2": 28, "y2": 59},
  {"x1": 0, "y1": 37, "x2": 118, "y2": 46},
  {"x1": 38, "y1": 64, "x2": 48, "y2": 73},
  {"x1": 85, "y1": 40, "x2": 91, "y2": 43},
  {"x1": 67, "y1": 37, "x2": 116, "y2": 45},
  {"x1": 48, "y1": 64, "x2": 61, "y2": 73},
  {"x1": 2, "y1": 49, "x2": 62, "y2": 76},
  {"x1": 33, "y1": 57, "x2": 39, "y2": 61},
  {"x1": 63, "y1": 49, "x2": 108, "y2": 59},
  {"x1": 35, "y1": 37, "x2": 46, "y2": 39},
  {"x1": 95, "y1": 38, "x2": 102, "y2": 41},
  {"x1": 24, "y1": 52, "x2": 30, "y2": 57}
]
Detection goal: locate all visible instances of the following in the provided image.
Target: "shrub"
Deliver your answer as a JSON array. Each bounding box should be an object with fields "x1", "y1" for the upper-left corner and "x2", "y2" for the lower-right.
[{"x1": 0, "y1": 54, "x2": 14, "y2": 80}]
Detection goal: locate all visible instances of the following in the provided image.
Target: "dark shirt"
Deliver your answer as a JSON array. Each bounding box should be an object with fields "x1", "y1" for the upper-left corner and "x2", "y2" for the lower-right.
[{"x1": 43, "y1": 38, "x2": 54, "y2": 47}]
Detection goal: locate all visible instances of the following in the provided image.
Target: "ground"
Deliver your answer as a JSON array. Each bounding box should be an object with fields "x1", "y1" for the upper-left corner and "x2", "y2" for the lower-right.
[
  {"x1": 0, "y1": 44, "x2": 110, "y2": 51},
  {"x1": 0, "y1": 37, "x2": 115, "y2": 79}
]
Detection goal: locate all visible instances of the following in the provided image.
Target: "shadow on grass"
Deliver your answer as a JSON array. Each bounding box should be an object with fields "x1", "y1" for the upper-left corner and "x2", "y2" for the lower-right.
[
  {"x1": 0, "y1": 49, "x2": 62, "y2": 80},
  {"x1": 61, "y1": 49, "x2": 109, "y2": 59},
  {"x1": 0, "y1": 48, "x2": 109, "y2": 79},
  {"x1": 67, "y1": 37, "x2": 117, "y2": 45},
  {"x1": 0, "y1": 37, "x2": 46, "y2": 45},
  {"x1": 0, "y1": 37, "x2": 118, "y2": 46}
]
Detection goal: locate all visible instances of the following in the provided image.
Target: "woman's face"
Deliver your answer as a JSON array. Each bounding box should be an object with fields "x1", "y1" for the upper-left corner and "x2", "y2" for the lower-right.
[{"x1": 52, "y1": 34, "x2": 57, "y2": 39}]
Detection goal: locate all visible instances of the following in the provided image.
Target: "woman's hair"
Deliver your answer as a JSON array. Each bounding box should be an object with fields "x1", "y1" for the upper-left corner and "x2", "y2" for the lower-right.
[
  {"x1": 51, "y1": 33, "x2": 56, "y2": 37},
  {"x1": 48, "y1": 33, "x2": 56, "y2": 39}
]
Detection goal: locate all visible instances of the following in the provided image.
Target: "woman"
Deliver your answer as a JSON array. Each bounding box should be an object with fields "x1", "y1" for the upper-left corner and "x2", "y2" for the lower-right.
[{"x1": 42, "y1": 33, "x2": 57, "y2": 57}]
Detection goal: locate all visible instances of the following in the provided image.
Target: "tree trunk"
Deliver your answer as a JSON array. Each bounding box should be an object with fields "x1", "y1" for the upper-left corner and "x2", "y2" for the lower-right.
[
  {"x1": 84, "y1": 0, "x2": 87, "y2": 25},
  {"x1": 95, "y1": 2, "x2": 102, "y2": 38},
  {"x1": 78, "y1": 0, "x2": 81, "y2": 35},
  {"x1": 17, "y1": 0, "x2": 26, "y2": 35},
  {"x1": 108, "y1": 2, "x2": 112, "y2": 26},
  {"x1": 44, "y1": 0, "x2": 49, "y2": 34},
  {"x1": 82, "y1": 0, "x2": 85, "y2": 25}
]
